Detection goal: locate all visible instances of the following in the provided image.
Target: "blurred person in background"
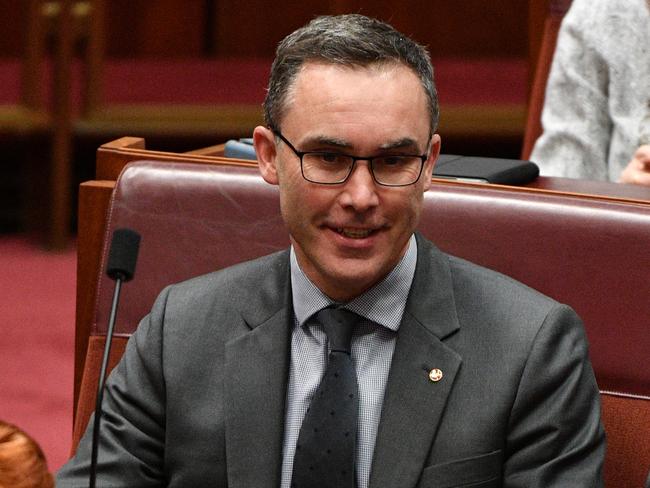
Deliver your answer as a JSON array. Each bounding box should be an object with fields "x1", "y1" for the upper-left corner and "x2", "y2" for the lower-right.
[{"x1": 531, "y1": 0, "x2": 650, "y2": 186}]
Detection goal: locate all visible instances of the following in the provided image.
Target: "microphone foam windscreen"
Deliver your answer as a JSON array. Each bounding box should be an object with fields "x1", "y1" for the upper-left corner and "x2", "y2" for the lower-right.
[{"x1": 106, "y1": 228, "x2": 141, "y2": 281}]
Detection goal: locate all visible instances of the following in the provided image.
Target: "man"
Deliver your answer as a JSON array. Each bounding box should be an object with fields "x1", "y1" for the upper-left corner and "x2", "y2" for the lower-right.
[{"x1": 58, "y1": 14, "x2": 605, "y2": 487}]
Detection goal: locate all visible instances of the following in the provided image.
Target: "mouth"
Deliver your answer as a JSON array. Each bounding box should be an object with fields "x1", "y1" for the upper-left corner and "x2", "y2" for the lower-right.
[{"x1": 335, "y1": 227, "x2": 377, "y2": 239}]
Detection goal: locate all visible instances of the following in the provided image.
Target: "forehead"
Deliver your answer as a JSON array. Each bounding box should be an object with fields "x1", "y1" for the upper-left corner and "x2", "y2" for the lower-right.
[{"x1": 281, "y1": 61, "x2": 430, "y2": 146}]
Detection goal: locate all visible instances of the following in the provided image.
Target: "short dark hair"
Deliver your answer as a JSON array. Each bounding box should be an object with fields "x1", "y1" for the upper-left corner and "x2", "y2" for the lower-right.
[{"x1": 264, "y1": 14, "x2": 439, "y2": 133}]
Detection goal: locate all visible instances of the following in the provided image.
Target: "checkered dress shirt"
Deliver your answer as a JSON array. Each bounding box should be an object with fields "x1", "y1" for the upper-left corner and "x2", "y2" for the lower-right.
[{"x1": 280, "y1": 235, "x2": 417, "y2": 488}]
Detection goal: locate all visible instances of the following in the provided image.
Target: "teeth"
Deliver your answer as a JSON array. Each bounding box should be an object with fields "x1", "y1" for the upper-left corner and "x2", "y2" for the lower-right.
[{"x1": 337, "y1": 228, "x2": 373, "y2": 238}]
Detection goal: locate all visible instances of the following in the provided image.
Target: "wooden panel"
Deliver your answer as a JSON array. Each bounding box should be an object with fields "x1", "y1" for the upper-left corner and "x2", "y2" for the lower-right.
[
  {"x1": 343, "y1": 0, "x2": 528, "y2": 58},
  {"x1": 528, "y1": 0, "x2": 551, "y2": 83},
  {"x1": 94, "y1": 136, "x2": 255, "y2": 180},
  {"x1": 1, "y1": 2, "x2": 531, "y2": 61},
  {"x1": 212, "y1": 0, "x2": 528, "y2": 59},
  {"x1": 521, "y1": 0, "x2": 572, "y2": 159},
  {"x1": 105, "y1": 0, "x2": 205, "y2": 57},
  {"x1": 0, "y1": 1, "x2": 30, "y2": 56},
  {"x1": 213, "y1": 0, "x2": 328, "y2": 57}
]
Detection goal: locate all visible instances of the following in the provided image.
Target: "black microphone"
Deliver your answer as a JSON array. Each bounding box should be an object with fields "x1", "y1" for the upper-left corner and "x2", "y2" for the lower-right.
[
  {"x1": 89, "y1": 228, "x2": 141, "y2": 488},
  {"x1": 106, "y1": 228, "x2": 140, "y2": 281}
]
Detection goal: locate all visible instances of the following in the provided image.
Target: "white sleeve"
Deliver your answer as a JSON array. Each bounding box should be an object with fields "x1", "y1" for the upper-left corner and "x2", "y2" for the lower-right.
[{"x1": 530, "y1": 0, "x2": 612, "y2": 180}]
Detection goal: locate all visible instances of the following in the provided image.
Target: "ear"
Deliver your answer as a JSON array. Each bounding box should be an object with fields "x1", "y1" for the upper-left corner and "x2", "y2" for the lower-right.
[
  {"x1": 254, "y1": 126, "x2": 280, "y2": 185},
  {"x1": 422, "y1": 133, "x2": 441, "y2": 191}
]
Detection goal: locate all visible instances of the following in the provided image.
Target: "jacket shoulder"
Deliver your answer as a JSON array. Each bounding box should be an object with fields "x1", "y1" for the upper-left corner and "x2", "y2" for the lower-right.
[{"x1": 171, "y1": 249, "x2": 288, "y2": 298}]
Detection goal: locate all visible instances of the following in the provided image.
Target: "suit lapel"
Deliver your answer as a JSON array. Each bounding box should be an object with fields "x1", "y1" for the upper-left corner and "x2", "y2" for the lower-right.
[
  {"x1": 224, "y1": 251, "x2": 293, "y2": 488},
  {"x1": 221, "y1": 237, "x2": 463, "y2": 488},
  {"x1": 370, "y1": 235, "x2": 463, "y2": 488}
]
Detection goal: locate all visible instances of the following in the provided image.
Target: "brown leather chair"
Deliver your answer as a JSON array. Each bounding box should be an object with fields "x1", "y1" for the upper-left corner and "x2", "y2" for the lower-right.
[
  {"x1": 522, "y1": 0, "x2": 572, "y2": 160},
  {"x1": 72, "y1": 145, "x2": 650, "y2": 486}
]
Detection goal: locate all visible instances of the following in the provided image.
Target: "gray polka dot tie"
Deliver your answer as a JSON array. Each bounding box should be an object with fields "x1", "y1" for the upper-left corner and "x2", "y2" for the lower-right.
[{"x1": 291, "y1": 307, "x2": 360, "y2": 488}]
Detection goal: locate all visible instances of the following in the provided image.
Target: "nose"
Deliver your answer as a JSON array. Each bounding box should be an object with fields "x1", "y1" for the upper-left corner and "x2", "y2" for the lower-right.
[{"x1": 339, "y1": 160, "x2": 379, "y2": 212}]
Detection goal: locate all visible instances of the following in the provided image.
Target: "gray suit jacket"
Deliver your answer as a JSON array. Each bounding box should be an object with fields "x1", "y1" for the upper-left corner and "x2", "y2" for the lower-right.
[{"x1": 57, "y1": 235, "x2": 605, "y2": 487}]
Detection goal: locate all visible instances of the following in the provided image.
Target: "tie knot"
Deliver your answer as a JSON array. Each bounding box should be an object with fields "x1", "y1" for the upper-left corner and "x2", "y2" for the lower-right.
[{"x1": 315, "y1": 307, "x2": 360, "y2": 354}]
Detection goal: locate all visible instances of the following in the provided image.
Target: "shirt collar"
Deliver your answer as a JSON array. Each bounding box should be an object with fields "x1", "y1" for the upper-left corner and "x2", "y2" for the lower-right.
[{"x1": 290, "y1": 234, "x2": 417, "y2": 332}]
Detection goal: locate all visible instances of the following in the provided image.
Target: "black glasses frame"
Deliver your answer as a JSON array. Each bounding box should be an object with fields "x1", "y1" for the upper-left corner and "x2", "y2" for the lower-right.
[{"x1": 273, "y1": 130, "x2": 428, "y2": 187}]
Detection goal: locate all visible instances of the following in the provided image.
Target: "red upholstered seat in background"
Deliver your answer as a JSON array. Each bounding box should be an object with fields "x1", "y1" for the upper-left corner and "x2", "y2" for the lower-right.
[
  {"x1": 65, "y1": 56, "x2": 528, "y2": 142},
  {"x1": 0, "y1": 60, "x2": 38, "y2": 105},
  {"x1": 84, "y1": 58, "x2": 526, "y2": 107},
  {"x1": 73, "y1": 158, "x2": 650, "y2": 486},
  {"x1": 0, "y1": 1, "x2": 50, "y2": 130},
  {"x1": 71, "y1": 0, "x2": 528, "y2": 142},
  {"x1": 93, "y1": 59, "x2": 272, "y2": 106}
]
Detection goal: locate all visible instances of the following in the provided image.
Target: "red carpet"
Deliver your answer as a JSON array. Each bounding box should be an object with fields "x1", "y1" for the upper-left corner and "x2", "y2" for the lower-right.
[{"x1": 0, "y1": 235, "x2": 76, "y2": 473}]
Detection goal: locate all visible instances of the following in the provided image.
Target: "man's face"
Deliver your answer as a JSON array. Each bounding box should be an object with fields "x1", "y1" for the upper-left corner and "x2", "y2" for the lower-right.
[{"x1": 255, "y1": 62, "x2": 440, "y2": 301}]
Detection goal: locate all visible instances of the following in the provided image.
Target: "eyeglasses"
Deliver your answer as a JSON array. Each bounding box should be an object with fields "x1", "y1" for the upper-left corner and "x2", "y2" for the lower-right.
[{"x1": 273, "y1": 130, "x2": 428, "y2": 187}]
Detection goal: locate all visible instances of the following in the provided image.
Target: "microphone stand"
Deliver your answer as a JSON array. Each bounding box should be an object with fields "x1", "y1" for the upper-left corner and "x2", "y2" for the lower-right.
[
  {"x1": 89, "y1": 274, "x2": 124, "y2": 488},
  {"x1": 88, "y1": 227, "x2": 139, "y2": 488}
]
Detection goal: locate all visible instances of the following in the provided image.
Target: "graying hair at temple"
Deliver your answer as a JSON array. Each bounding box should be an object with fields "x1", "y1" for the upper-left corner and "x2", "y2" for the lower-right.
[{"x1": 263, "y1": 14, "x2": 439, "y2": 134}]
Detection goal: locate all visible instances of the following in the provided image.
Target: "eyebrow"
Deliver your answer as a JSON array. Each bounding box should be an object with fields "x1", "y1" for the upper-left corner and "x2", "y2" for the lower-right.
[
  {"x1": 302, "y1": 135, "x2": 351, "y2": 149},
  {"x1": 301, "y1": 135, "x2": 422, "y2": 153},
  {"x1": 378, "y1": 137, "x2": 421, "y2": 151}
]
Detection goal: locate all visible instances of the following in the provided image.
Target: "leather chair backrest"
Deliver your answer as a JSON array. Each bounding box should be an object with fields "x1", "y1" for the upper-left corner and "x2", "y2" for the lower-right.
[
  {"x1": 81, "y1": 159, "x2": 650, "y2": 486},
  {"x1": 94, "y1": 159, "x2": 650, "y2": 396},
  {"x1": 93, "y1": 160, "x2": 288, "y2": 337},
  {"x1": 419, "y1": 182, "x2": 650, "y2": 398}
]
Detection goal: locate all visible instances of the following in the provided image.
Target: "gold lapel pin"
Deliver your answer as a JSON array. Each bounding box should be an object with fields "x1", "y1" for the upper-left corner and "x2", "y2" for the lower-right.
[{"x1": 428, "y1": 368, "x2": 443, "y2": 382}]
